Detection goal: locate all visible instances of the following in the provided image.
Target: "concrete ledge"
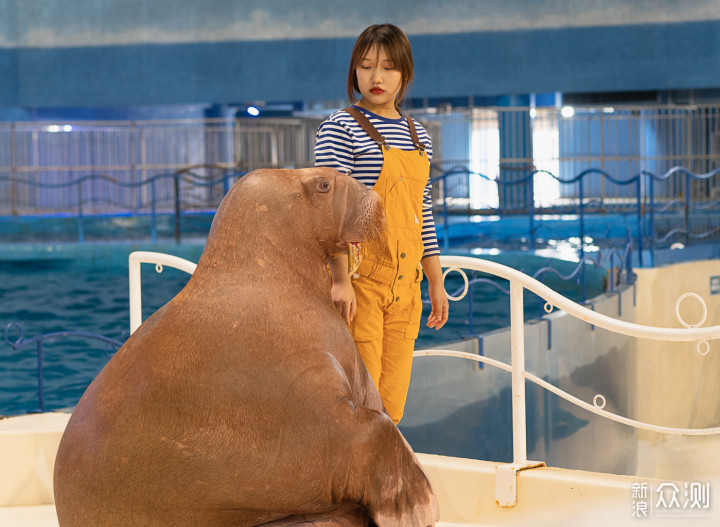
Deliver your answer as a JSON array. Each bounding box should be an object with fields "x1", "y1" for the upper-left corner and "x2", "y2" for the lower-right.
[
  {"x1": 0, "y1": 413, "x2": 70, "y2": 508},
  {"x1": 0, "y1": 505, "x2": 59, "y2": 527},
  {"x1": 1, "y1": 413, "x2": 717, "y2": 526},
  {"x1": 417, "y1": 453, "x2": 719, "y2": 526}
]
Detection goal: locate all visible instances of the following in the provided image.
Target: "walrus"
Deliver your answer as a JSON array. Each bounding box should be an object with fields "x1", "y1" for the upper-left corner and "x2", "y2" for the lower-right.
[{"x1": 53, "y1": 167, "x2": 439, "y2": 527}]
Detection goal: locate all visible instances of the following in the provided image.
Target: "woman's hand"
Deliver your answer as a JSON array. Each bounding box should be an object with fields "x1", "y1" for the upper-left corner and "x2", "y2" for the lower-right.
[
  {"x1": 426, "y1": 280, "x2": 449, "y2": 330},
  {"x1": 421, "y1": 255, "x2": 449, "y2": 330},
  {"x1": 331, "y1": 279, "x2": 357, "y2": 326},
  {"x1": 329, "y1": 253, "x2": 356, "y2": 326}
]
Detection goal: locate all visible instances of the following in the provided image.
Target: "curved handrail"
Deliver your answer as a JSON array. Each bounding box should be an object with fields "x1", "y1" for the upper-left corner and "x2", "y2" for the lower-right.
[
  {"x1": 128, "y1": 251, "x2": 197, "y2": 334},
  {"x1": 434, "y1": 255, "x2": 719, "y2": 463},
  {"x1": 125, "y1": 249, "x2": 719, "y2": 343},
  {"x1": 412, "y1": 350, "x2": 720, "y2": 436},
  {"x1": 125, "y1": 251, "x2": 720, "y2": 464},
  {"x1": 441, "y1": 255, "x2": 719, "y2": 342}
]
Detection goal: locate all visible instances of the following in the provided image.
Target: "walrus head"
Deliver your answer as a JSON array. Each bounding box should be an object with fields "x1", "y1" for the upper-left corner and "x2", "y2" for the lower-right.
[
  {"x1": 198, "y1": 167, "x2": 385, "y2": 274},
  {"x1": 307, "y1": 168, "x2": 386, "y2": 256}
]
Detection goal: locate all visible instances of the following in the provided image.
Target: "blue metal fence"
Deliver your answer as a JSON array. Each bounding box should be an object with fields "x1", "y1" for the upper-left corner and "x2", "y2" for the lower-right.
[
  {"x1": 0, "y1": 167, "x2": 247, "y2": 243},
  {"x1": 3, "y1": 322, "x2": 125, "y2": 413},
  {"x1": 1, "y1": 164, "x2": 719, "y2": 266},
  {"x1": 431, "y1": 165, "x2": 720, "y2": 267}
]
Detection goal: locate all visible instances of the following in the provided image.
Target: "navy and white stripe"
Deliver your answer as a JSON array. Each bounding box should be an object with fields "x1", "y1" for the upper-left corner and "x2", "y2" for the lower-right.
[{"x1": 314, "y1": 105, "x2": 440, "y2": 258}]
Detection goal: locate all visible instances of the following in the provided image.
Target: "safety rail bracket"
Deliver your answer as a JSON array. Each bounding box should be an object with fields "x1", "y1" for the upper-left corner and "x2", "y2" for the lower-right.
[{"x1": 495, "y1": 461, "x2": 545, "y2": 508}]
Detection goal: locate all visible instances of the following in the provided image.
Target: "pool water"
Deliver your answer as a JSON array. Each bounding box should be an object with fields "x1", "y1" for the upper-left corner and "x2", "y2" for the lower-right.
[
  {"x1": 0, "y1": 250, "x2": 605, "y2": 416},
  {"x1": 0, "y1": 260, "x2": 190, "y2": 415}
]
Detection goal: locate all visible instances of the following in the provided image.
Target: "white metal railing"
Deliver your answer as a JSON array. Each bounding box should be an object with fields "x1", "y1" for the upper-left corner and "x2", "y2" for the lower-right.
[
  {"x1": 128, "y1": 251, "x2": 720, "y2": 492},
  {"x1": 128, "y1": 251, "x2": 197, "y2": 334},
  {"x1": 432, "y1": 256, "x2": 720, "y2": 456}
]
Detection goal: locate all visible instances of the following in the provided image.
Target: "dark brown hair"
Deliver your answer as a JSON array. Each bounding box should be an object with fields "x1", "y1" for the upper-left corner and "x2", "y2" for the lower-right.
[{"x1": 346, "y1": 24, "x2": 414, "y2": 108}]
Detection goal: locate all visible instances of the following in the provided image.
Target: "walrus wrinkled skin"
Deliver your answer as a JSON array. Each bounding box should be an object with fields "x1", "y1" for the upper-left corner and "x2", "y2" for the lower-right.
[{"x1": 54, "y1": 167, "x2": 439, "y2": 527}]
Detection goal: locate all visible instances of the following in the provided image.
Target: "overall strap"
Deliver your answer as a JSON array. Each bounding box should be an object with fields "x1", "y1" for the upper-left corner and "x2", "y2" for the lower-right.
[
  {"x1": 400, "y1": 110, "x2": 426, "y2": 155},
  {"x1": 344, "y1": 106, "x2": 387, "y2": 149},
  {"x1": 344, "y1": 106, "x2": 426, "y2": 154}
]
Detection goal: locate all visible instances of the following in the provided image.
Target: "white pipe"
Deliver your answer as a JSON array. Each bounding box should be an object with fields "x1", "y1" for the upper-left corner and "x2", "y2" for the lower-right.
[
  {"x1": 413, "y1": 349, "x2": 512, "y2": 373},
  {"x1": 440, "y1": 255, "x2": 720, "y2": 341},
  {"x1": 414, "y1": 350, "x2": 720, "y2": 436},
  {"x1": 128, "y1": 256, "x2": 142, "y2": 335},
  {"x1": 510, "y1": 281, "x2": 528, "y2": 464},
  {"x1": 128, "y1": 251, "x2": 197, "y2": 334},
  {"x1": 524, "y1": 371, "x2": 720, "y2": 436}
]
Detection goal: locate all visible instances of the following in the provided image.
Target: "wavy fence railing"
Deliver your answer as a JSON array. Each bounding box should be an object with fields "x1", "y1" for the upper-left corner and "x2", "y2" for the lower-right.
[
  {"x1": 1, "y1": 165, "x2": 719, "y2": 267},
  {"x1": 0, "y1": 166, "x2": 247, "y2": 243},
  {"x1": 3, "y1": 323, "x2": 125, "y2": 413},
  {"x1": 431, "y1": 165, "x2": 720, "y2": 267}
]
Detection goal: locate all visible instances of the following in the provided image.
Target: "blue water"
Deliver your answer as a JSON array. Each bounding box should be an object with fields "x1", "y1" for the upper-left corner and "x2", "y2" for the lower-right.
[
  {"x1": 0, "y1": 259, "x2": 192, "y2": 415},
  {"x1": 0, "y1": 245, "x2": 605, "y2": 416}
]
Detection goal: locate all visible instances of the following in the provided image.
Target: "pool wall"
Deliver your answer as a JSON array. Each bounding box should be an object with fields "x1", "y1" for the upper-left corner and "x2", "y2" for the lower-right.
[
  {"x1": 404, "y1": 257, "x2": 720, "y2": 481},
  {"x1": 633, "y1": 260, "x2": 720, "y2": 435},
  {"x1": 402, "y1": 282, "x2": 638, "y2": 476}
]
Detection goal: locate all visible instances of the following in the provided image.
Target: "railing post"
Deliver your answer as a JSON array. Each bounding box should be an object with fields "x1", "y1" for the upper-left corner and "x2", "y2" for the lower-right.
[
  {"x1": 174, "y1": 173, "x2": 181, "y2": 244},
  {"x1": 442, "y1": 173, "x2": 449, "y2": 252},
  {"x1": 10, "y1": 122, "x2": 17, "y2": 216},
  {"x1": 150, "y1": 179, "x2": 157, "y2": 242},
  {"x1": 648, "y1": 172, "x2": 655, "y2": 268},
  {"x1": 467, "y1": 279, "x2": 474, "y2": 335},
  {"x1": 578, "y1": 178, "x2": 586, "y2": 301},
  {"x1": 36, "y1": 340, "x2": 44, "y2": 413},
  {"x1": 130, "y1": 121, "x2": 137, "y2": 212},
  {"x1": 684, "y1": 171, "x2": 691, "y2": 247},
  {"x1": 77, "y1": 182, "x2": 84, "y2": 243},
  {"x1": 223, "y1": 171, "x2": 230, "y2": 196},
  {"x1": 636, "y1": 176, "x2": 643, "y2": 267},
  {"x1": 578, "y1": 175, "x2": 585, "y2": 260},
  {"x1": 528, "y1": 172, "x2": 535, "y2": 251},
  {"x1": 129, "y1": 256, "x2": 143, "y2": 334},
  {"x1": 509, "y1": 281, "x2": 528, "y2": 464}
]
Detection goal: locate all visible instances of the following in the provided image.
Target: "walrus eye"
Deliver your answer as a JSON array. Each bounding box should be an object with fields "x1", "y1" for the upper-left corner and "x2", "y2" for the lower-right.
[{"x1": 316, "y1": 178, "x2": 331, "y2": 193}]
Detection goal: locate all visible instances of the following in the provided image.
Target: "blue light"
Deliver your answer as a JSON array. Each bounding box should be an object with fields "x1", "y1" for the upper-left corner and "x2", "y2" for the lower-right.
[{"x1": 247, "y1": 106, "x2": 260, "y2": 117}]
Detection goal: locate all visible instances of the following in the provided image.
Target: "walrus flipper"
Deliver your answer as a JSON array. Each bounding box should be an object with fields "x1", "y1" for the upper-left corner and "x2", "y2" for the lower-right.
[{"x1": 335, "y1": 405, "x2": 439, "y2": 527}]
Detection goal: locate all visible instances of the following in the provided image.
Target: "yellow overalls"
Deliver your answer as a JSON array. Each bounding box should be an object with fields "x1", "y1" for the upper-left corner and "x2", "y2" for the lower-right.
[{"x1": 344, "y1": 107, "x2": 430, "y2": 424}]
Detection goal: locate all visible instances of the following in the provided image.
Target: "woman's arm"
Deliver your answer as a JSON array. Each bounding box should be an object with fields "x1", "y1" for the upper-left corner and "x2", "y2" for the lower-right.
[
  {"x1": 329, "y1": 253, "x2": 356, "y2": 326},
  {"x1": 420, "y1": 254, "x2": 448, "y2": 330}
]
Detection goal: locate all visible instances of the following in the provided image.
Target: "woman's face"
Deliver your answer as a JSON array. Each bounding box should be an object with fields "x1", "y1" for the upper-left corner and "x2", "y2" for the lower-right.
[{"x1": 355, "y1": 45, "x2": 403, "y2": 115}]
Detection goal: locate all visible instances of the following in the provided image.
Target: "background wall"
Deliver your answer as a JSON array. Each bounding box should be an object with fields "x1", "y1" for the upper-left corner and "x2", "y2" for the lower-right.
[
  {"x1": 633, "y1": 260, "x2": 720, "y2": 433},
  {"x1": 1, "y1": 0, "x2": 720, "y2": 113}
]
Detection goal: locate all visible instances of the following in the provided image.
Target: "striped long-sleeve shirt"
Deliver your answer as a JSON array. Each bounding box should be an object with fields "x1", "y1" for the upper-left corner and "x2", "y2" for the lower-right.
[{"x1": 314, "y1": 105, "x2": 440, "y2": 258}]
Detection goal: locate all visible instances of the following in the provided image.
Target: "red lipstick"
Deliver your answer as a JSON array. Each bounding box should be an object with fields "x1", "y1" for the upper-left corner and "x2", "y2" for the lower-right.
[{"x1": 370, "y1": 87, "x2": 384, "y2": 94}]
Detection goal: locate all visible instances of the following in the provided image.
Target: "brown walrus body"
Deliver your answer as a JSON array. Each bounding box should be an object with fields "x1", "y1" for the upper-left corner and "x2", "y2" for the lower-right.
[{"x1": 53, "y1": 167, "x2": 439, "y2": 527}]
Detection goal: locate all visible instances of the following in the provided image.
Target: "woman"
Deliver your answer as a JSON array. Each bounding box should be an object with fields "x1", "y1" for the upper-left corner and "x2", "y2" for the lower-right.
[{"x1": 315, "y1": 23, "x2": 448, "y2": 424}]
